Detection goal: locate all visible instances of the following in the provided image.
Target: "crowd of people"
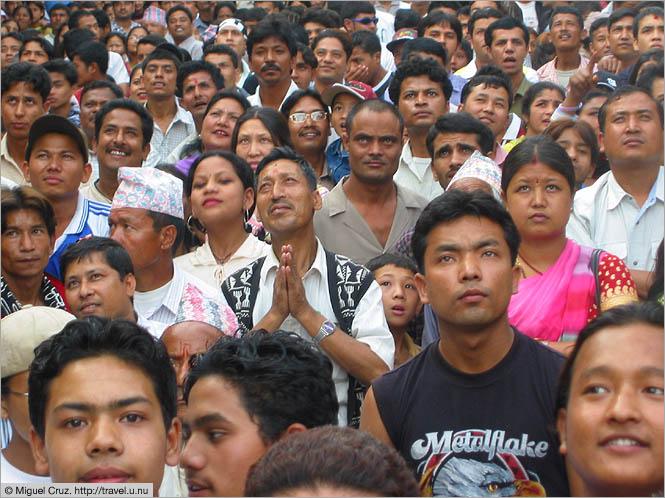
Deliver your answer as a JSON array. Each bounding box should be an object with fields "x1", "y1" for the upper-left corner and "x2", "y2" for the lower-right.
[{"x1": 0, "y1": 0, "x2": 663, "y2": 496}]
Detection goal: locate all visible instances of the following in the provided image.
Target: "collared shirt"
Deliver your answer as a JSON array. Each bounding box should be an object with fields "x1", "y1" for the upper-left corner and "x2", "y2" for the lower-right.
[
  {"x1": 166, "y1": 129, "x2": 199, "y2": 164},
  {"x1": 511, "y1": 75, "x2": 533, "y2": 116},
  {"x1": 46, "y1": 195, "x2": 111, "y2": 280},
  {"x1": 245, "y1": 239, "x2": 394, "y2": 426},
  {"x1": 567, "y1": 168, "x2": 664, "y2": 271},
  {"x1": 144, "y1": 98, "x2": 196, "y2": 167},
  {"x1": 394, "y1": 140, "x2": 443, "y2": 201},
  {"x1": 80, "y1": 179, "x2": 112, "y2": 204},
  {"x1": 238, "y1": 58, "x2": 251, "y2": 89},
  {"x1": 314, "y1": 178, "x2": 428, "y2": 266},
  {"x1": 456, "y1": 61, "x2": 539, "y2": 84},
  {"x1": 326, "y1": 137, "x2": 350, "y2": 184},
  {"x1": 373, "y1": 71, "x2": 393, "y2": 101},
  {"x1": 449, "y1": 72, "x2": 466, "y2": 107},
  {"x1": 0, "y1": 134, "x2": 27, "y2": 186},
  {"x1": 47, "y1": 95, "x2": 81, "y2": 127},
  {"x1": 537, "y1": 55, "x2": 590, "y2": 91},
  {"x1": 247, "y1": 79, "x2": 299, "y2": 109},
  {"x1": 108, "y1": 51, "x2": 129, "y2": 85},
  {"x1": 111, "y1": 19, "x2": 140, "y2": 36},
  {"x1": 136, "y1": 311, "x2": 167, "y2": 338},
  {"x1": 165, "y1": 33, "x2": 203, "y2": 60},
  {"x1": 174, "y1": 235, "x2": 272, "y2": 288},
  {"x1": 193, "y1": 15, "x2": 209, "y2": 35}
]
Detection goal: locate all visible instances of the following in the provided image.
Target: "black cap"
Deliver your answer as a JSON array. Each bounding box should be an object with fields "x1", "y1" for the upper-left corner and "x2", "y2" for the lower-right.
[{"x1": 26, "y1": 115, "x2": 89, "y2": 163}]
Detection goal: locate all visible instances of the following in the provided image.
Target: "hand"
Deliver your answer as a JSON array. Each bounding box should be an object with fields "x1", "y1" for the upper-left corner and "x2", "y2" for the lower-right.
[
  {"x1": 597, "y1": 54, "x2": 622, "y2": 75},
  {"x1": 345, "y1": 64, "x2": 369, "y2": 84},
  {"x1": 268, "y1": 262, "x2": 290, "y2": 325},
  {"x1": 280, "y1": 245, "x2": 313, "y2": 321},
  {"x1": 567, "y1": 51, "x2": 600, "y2": 105}
]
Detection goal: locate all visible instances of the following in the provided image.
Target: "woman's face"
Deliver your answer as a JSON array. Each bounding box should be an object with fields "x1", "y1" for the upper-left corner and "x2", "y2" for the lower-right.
[
  {"x1": 201, "y1": 98, "x2": 244, "y2": 153},
  {"x1": 27, "y1": 3, "x2": 42, "y2": 23},
  {"x1": 503, "y1": 161, "x2": 572, "y2": 241},
  {"x1": 526, "y1": 88, "x2": 564, "y2": 136},
  {"x1": 555, "y1": 128, "x2": 593, "y2": 188},
  {"x1": 557, "y1": 323, "x2": 664, "y2": 497},
  {"x1": 129, "y1": 68, "x2": 147, "y2": 104},
  {"x1": 13, "y1": 7, "x2": 32, "y2": 31},
  {"x1": 106, "y1": 35, "x2": 126, "y2": 56},
  {"x1": 128, "y1": 27, "x2": 148, "y2": 54},
  {"x1": 234, "y1": 118, "x2": 277, "y2": 171},
  {"x1": 190, "y1": 156, "x2": 253, "y2": 227},
  {"x1": 0, "y1": 371, "x2": 31, "y2": 443}
]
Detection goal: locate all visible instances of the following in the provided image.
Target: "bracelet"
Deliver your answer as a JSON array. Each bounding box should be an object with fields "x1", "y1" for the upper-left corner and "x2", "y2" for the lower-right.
[{"x1": 558, "y1": 104, "x2": 581, "y2": 112}]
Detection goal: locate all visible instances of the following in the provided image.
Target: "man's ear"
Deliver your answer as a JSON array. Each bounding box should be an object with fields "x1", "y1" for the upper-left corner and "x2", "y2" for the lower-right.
[
  {"x1": 29, "y1": 426, "x2": 51, "y2": 477},
  {"x1": 311, "y1": 188, "x2": 322, "y2": 212},
  {"x1": 414, "y1": 272, "x2": 430, "y2": 305},
  {"x1": 165, "y1": 417, "x2": 181, "y2": 466},
  {"x1": 21, "y1": 161, "x2": 32, "y2": 184},
  {"x1": 556, "y1": 408, "x2": 568, "y2": 456},
  {"x1": 81, "y1": 162, "x2": 92, "y2": 185},
  {"x1": 511, "y1": 263, "x2": 521, "y2": 294},
  {"x1": 141, "y1": 143, "x2": 151, "y2": 162},
  {"x1": 159, "y1": 225, "x2": 177, "y2": 252},
  {"x1": 124, "y1": 272, "x2": 136, "y2": 297},
  {"x1": 343, "y1": 18, "x2": 354, "y2": 33},
  {"x1": 278, "y1": 422, "x2": 307, "y2": 440}
]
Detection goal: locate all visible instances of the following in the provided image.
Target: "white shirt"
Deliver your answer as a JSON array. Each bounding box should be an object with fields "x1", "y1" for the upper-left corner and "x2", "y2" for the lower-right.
[
  {"x1": 394, "y1": 140, "x2": 443, "y2": 201},
  {"x1": 1, "y1": 453, "x2": 51, "y2": 484},
  {"x1": 108, "y1": 51, "x2": 129, "y2": 85},
  {"x1": 517, "y1": 1, "x2": 539, "y2": 32},
  {"x1": 1, "y1": 134, "x2": 26, "y2": 186},
  {"x1": 165, "y1": 33, "x2": 203, "y2": 60},
  {"x1": 567, "y1": 168, "x2": 664, "y2": 271},
  {"x1": 144, "y1": 98, "x2": 196, "y2": 167},
  {"x1": 248, "y1": 79, "x2": 299, "y2": 108},
  {"x1": 455, "y1": 61, "x2": 539, "y2": 84},
  {"x1": 245, "y1": 240, "x2": 394, "y2": 426}
]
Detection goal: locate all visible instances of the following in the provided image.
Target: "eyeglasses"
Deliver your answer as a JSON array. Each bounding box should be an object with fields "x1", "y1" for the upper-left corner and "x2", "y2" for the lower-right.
[
  {"x1": 289, "y1": 111, "x2": 328, "y2": 122},
  {"x1": 351, "y1": 17, "x2": 378, "y2": 25}
]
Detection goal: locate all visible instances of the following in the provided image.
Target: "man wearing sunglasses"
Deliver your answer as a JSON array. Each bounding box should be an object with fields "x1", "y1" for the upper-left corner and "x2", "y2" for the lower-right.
[
  {"x1": 281, "y1": 89, "x2": 334, "y2": 191},
  {"x1": 341, "y1": 1, "x2": 396, "y2": 75}
]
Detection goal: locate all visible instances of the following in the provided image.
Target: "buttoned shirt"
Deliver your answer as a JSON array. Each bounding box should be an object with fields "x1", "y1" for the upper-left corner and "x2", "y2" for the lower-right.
[
  {"x1": 144, "y1": 99, "x2": 196, "y2": 167},
  {"x1": 567, "y1": 168, "x2": 664, "y2": 271},
  {"x1": 314, "y1": 178, "x2": 428, "y2": 266},
  {"x1": 456, "y1": 60, "x2": 539, "y2": 84},
  {"x1": 394, "y1": 140, "x2": 443, "y2": 201},
  {"x1": 111, "y1": 19, "x2": 140, "y2": 36},
  {"x1": 537, "y1": 55, "x2": 589, "y2": 91},
  {"x1": 511, "y1": 75, "x2": 534, "y2": 116},
  {"x1": 247, "y1": 79, "x2": 299, "y2": 108},
  {"x1": 165, "y1": 33, "x2": 203, "y2": 60},
  {"x1": 243, "y1": 239, "x2": 395, "y2": 425},
  {"x1": 1, "y1": 135, "x2": 27, "y2": 186}
]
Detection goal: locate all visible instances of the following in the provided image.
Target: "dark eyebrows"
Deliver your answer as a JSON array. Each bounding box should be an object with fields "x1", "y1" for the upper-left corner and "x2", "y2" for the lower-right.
[
  {"x1": 192, "y1": 413, "x2": 230, "y2": 429},
  {"x1": 53, "y1": 396, "x2": 152, "y2": 414},
  {"x1": 473, "y1": 238, "x2": 501, "y2": 251}
]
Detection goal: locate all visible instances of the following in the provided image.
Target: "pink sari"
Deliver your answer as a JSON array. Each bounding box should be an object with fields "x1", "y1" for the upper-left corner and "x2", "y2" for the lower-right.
[{"x1": 508, "y1": 240, "x2": 595, "y2": 342}]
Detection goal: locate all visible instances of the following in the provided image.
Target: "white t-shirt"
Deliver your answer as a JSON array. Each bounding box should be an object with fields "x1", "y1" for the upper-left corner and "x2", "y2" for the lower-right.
[
  {"x1": 1, "y1": 453, "x2": 51, "y2": 484},
  {"x1": 517, "y1": 1, "x2": 539, "y2": 32},
  {"x1": 134, "y1": 280, "x2": 171, "y2": 318},
  {"x1": 108, "y1": 51, "x2": 129, "y2": 85}
]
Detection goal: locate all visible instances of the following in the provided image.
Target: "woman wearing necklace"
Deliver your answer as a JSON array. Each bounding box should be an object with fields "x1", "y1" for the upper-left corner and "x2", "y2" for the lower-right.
[
  {"x1": 174, "y1": 151, "x2": 271, "y2": 289},
  {"x1": 502, "y1": 136, "x2": 638, "y2": 355}
]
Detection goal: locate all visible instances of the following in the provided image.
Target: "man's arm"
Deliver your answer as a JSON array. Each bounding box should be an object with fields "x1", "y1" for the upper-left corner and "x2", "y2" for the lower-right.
[
  {"x1": 628, "y1": 269, "x2": 653, "y2": 300},
  {"x1": 359, "y1": 386, "x2": 395, "y2": 448}
]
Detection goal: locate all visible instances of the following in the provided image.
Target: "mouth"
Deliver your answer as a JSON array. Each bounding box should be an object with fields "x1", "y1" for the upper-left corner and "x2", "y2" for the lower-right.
[
  {"x1": 43, "y1": 176, "x2": 63, "y2": 185},
  {"x1": 391, "y1": 304, "x2": 405, "y2": 316},
  {"x1": 458, "y1": 288, "x2": 487, "y2": 303},
  {"x1": 108, "y1": 148, "x2": 130, "y2": 158},
  {"x1": 11, "y1": 122, "x2": 28, "y2": 129},
  {"x1": 503, "y1": 57, "x2": 516, "y2": 66},
  {"x1": 202, "y1": 198, "x2": 221, "y2": 207},
  {"x1": 299, "y1": 130, "x2": 320, "y2": 138},
  {"x1": 558, "y1": 33, "x2": 571, "y2": 40},
  {"x1": 270, "y1": 203, "x2": 291, "y2": 214},
  {"x1": 16, "y1": 257, "x2": 40, "y2": 264},
  {"x1": 600, "y1": 435, "x2": 649, "y2": 451},
  {"x1": 623, "y1": 137, "x2": 644, "y2": 146},
  {"x1": 80, "y1": 467, "x2": 131, "y2": 483},
  {"x1": 212, "y1": 128, "x2": 229, "y2": 137},
  {"x1": 529, "y1": 213, "x2": 549, "y2": 222},
  {"x1": 80, "y1": 302, "x2": 100, "y2": 314},
  {"x1": 186, "y1": 479, "x2": 212, "y2": 497},
  {"x1": 479, "y1": 116, "x2": 494, "y2": 125},
  {"x1": 365, "y1": 160, "x2": 385, "y2": 168},
  {"x1": 414, "y1": 110, "x2": 432, "y2": 118},
  {"x1": 137, "y1": 91, "x2": 147, "y2": 99},
  {"x1": 446, "y1": 166, "x2": 460, "y2": 180}
]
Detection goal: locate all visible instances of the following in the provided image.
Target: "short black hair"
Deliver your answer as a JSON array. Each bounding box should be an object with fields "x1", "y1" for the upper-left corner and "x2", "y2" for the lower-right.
[
  {"x1": 80, "y1": 79, "x2": 123, "y2": 103},
  {"x1": 485, "y1": 16, "x2": 529, "y2": 47},
  {"x1": 501, "y1": 135, "x2": 575, "y2": 195},
  {"x1": 166, "y1": 5, "x2": 193, "y2": 23},
  {"x1": 599, "y1": 85, "x2": 664, "y2": 133},
  {"x1": 62, "y1": 28, "x2": 94, "y2": 60},
  {"x1": 350, "y1": 30, "x2": 381, "y2": 55},
  {"x1": 389, "y1": 55, "x2": 452, "y2": 105},
  {"x1": 608, "y1": 6, "x2": 638, "y2": 31},
  {"x1": 1, "y1": 185, "x2": 56, "y2": 238},
  {"x1": 311, "y1": 29, "x2": 352, "y2": 59},
  {"x1": 176, "y1": 60, "x2": 224, "y2": 98},
  {"x1": 60, "y1": 236, "x2": 134, "y2": 282},
  {"x1": 237, "y1": 6, "x2": 269, "y2": 24},
  {"x1": 340, "y1": 1, "x2": 375, "y2": 21},
  {"x1": 394, "y1": 8, "x2": 420, "y2": 31},
  {"x1": 29, "y1": 316, "x2": 177, "y2": 440},
  {"x1": 401, "y1": 37, "x2": 448, "y2": 66},
  {"x1": 555, "y1": 302, "x2": 664, "y2": 415},
  {"x1": 2, "y1": 31, "x2": 23, "y2": 45},
  {"x1": 521, "y1": 81, "x2": 565, "y2": 120},
  {"x1": 73, "y1": 40, "x2": 109, "y2": 74},
  {"x1": 461, "y1": 64, "x2": 514, "y2": 108},
  {"x1": 589, "y1": 16, "x2": 609, "y2": 41},
  {"x1": 104, "y1": 31, "x2": 128, "y2": 55},
  {"x1": 214, "y1": 2, "x2": 237, "y2": 18},
  {"x1": 366, "y1": 253, "x2": 418, "y2": 275},
  {"x1": 183, "y1": 330, "x2": 338, "y2": 443},
  {"x1": 346, "y1": 98, "x2": 404, "y2": 137},
  {"x1": 18, "y1": 36, "x2": 53, "y2": 61},
  {"x1": 280, "y1": 88, "x2": 328, "y2": 120},
  {"x1": 137, "y1": 33, "x2": 166, "y2": 49},
  {"x1": 203, "y1": 43, "x2": 239, "y2": 69},
  {"x1": 542, "y1": 118, "x2": 601, "y2": 170},
  {"x1": 256, "y1": 146, "x2": 317, "y2": 191},
  {"x1": 295, "y1": 41, "x2": 317, "y2": 69},
  {"x1": 550, "y1": 5, "x2": 584, "y2": 30},
  {"x1": 49, "y1": 3, "x2": 70, "y2": 15},
  {"x1": 628, "y1": 48, "x2": 664, "y2": 85},
  {"x1": 247, "y1": 19, "x2": 297, "y2": 58},
  {"x1": 94, "y1": 98, "x2": 154, "y2": 148},
  {"x1": 637, "y1": 61, "x2": 665, "y2": 96},
  {"x1": 417, "y1": 10, "x2": 462, "y2": 43},
  {"x1": 426, "y1": 112, "x2": 495, "y2": 158},
  {"x1": 412, "y1": 189, "x2": 521, "y2": 273},
  {"x1": 42, "y1": 58, "x2": 78, "y2": 87},
  {"x1": 301, "y1": 7, "x2": 341, "y2": 28},
  {"x1": 633, "y1": 6, "x2": 664, "y2": 38},
  {"x1": 1, "y1": 61, "x2": 51, "y2": 103},
  {"x1": 67, "y1": 9, "x2": 97, "y2": 30},
  {"x1": 143, "y1": 47, "x2": 182, "y2": 71}
]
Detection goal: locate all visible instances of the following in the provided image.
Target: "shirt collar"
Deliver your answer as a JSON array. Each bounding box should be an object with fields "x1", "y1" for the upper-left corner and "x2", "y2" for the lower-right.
[
  {"x1": 1, "y1": 134, "x2": 19, "y2": 168},
  {"x1": 61, "y1": 194, "x2": 87, "y2": 236},
  {"x1": 161, "y1": 263, "x2": 184, "y2": 316},
  {"x1": 263, "y1": 238, "x2": 325, "y2": 279}
]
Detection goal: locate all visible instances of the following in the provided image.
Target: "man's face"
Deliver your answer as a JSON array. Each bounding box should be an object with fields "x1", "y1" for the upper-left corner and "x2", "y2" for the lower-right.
[
  {"x1": 204, "y1": 53, "x2": 239, "y2": 90},
  {"x1": 214, "y1": 5, "x2": 234, "y2": 23},
  {"x1": 72, "y1": 55, "x2": 96, "y2": 87},
  {"x1": 291, "y1": 50, "x2": 314, "y2": 90},
  {"x1": 345, "y1": 11, "x2": 377, "y2": 33},
  {"x1": 590, "y1": 25, "x2": 612, "y2": 57},
  {"x1": 430, "y1": 132, "x2": 484, "y2": 189},
  {"x1": 142, "y1": 20, "x2": 166, "y2": 36},
  {"x1": 77, "y1": 14, "x2": 101, "y2": 41},
  {"x1": 95, "y1": 108, "x2": 150, "y2": 173},
  {"x1": 555, "y1": 127, "x2": 594, "y2": 187},
  {"x1": 63, "y1": 252, "x2": 135, "y2": 320},
  {"x1": 651, "y1": 77, "x2": 664, "y2": 107},
  {"x1": 330, "y1": 93, "x2": 360, "y2": 138},
  {"x1": 423, "y1": 22, "x2": 459, "y2": 66},
  {"x1": 249, "y1": 36, "x2": 294, "y2": 87},
  {"x1": 459, "y1": 83, "x2": 510, "y2": 141},
  {"x1": 181, "y1": 71, "x2": 218, "y2": 123},
  {"x1": 23, "y1": 133, "x2": 91, "y2": 201},
  {"x1": 287, "y1": 96, "x2": 330, "y2": 157},
  {"x1": 600, "y1": 91, "x2": 664, "y2": 169},
  {"x1": 1, "y1": 208, "x2": 53, "y2": 281},
  {"x1": 109, "y1": 208, "x2": 166, "y2": 273},
  {"x1": 343, "y1": 109, "x2": 404, "y2": 185},
  {"x1": 414, "y1": 216, "x2": 520, "y2": 331},
  {"x1": 49, "y1": 8, "x2": 68, "y2": 30},
  {"x1": 609, "y1": 15, "x2": 637, "y2": 60},
  {"x1": 168, "y1": 10, "x2": 193, "y2": 44},
  {"x1": 80, "y1": 88, "x2": 117, "y2": 140},
  {"x1": 216, "y1": 27, "x2": 246, "y2": 57},
  {"x1": 255, "y1": 159, "x2": 321, "y2": 234},
  {"x1": 348, "y1": 46, "x2": 380, "y2": 84},
  {"x1": 304, "y1": 21, "x2": 326, "y2": 45},
  {"x1": 398, "y1": 75, "x2": 449, "y2": 133},
  {"x1": 19, "y1": 40, "x2": 49, "y2": 64},
  {"x1": 635, "y1": 14, "x2": 664, "y2": 52},
  {"x1": 136, "y1": 43, "x2": 156, "y2": 64},
  {"x1": 161, "y1": 323, "x2": 221, "y2": 421},
  {"x1": 30, "y1": 355, "x2": 180, "y2": 491},
  {"x1": 550, "y1": 13, "x2": 582, "y2": 52},
  {"x1": 489, "y1": 27, "x2": 528, "y2": 77},
  {"x1": 46, "y1": 72, "x2": 73, "y2": 112},
  {"x1": 1, "y1": 35, "x2": 22, "y2": 66},
  {"x1": 180, "y1": 375, "x2": 269, "y2": 497},
  {"x1": 313, "y1": 36, "x2": 347, "y2": 86},
  {"x1": 1, "y1": 81, "x2": 46, "y2": 141},
  {"x1": 143, "y1": 58, "x2": 178, "y2": 98},
  {"x1": 113, "y1": 1, "x2": 134, "y2": 21}
]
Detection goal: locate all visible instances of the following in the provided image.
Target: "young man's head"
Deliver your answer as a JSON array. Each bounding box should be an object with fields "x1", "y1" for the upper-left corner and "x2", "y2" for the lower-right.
[
  {"x1": 42, "y1": 59, "x2": 78, "y2": 115},
  {"x1": 321, "y1": 81, "x2": 376, "y2": 138},
  {"x1": 417, "y1": 11, "x2": 463, "y2": 69},
  {"x1": 176, "y1": 60, "x2": 224, "y2": 125},
  {"x1": 633, "y1": 6, "x2": 664, "y2": 53},
  {"x1": 426, "y1": 112, "x2": 495, "y2": 189},
  {"x1": 1, "y1": 62, "x2": 50, "y2": 144},
  {"x1": 60, "y1": 236, "x2": 136, "y2": 321},
  {"x1": 312, "y1": 29, "x2": 351, "y2": 88},
  {"x1": 247, "y1": 20, "x2": 297, "y2": 88},
  {"x1": 281, "y1": 89, "x2": 331, "y2": 160},
  {"x1": 485, "y1": 17, "x2": 529, "y2": 79},
  {"x1": 343, "y1": 99, "x2": 405, "y2": 186},
  {"x1": 18, "y1": 36, "x2": 53, "y2": 65},
  {"x1": 142, "y1": 48, "x2": 181, "y2": 101},
  {"x1": 401, "y1": 37, "x2": 448, "y2": 68},
  {"x1": 389, "y1": 56, "x2": 451, "y2": 136},
  {"x1": 166, "y1": 5, "x2": 194, "y2": 45},
  {"x1": 68, "y1": 9, "x2": 101, "y2": 42},
  {"x1": 291, "y1": 41, "x2": 317, "y2": 90},
  {"x1": 203, "y1": 43, "x2": 241, "y2": 91},
  {"x1": 22, "y1": 115, "x2": 91, "y2": 202},
  {"x1": 411, "y1": 189, "x2": 521, "y2": 332},
  {"x1": 48, "y1": 3, "x2": 71, "y2": 30},
  {"x1": 28, "y1": 316, "x2": 180, "y2": 494},
  {"x1": 637, "y1": 61, "x2": 665, "y2": 105},
  {"x1": 301, "y1": 7, "x2": 341, "y2": 44},
  {"x1": 112, "y1": 1, "x2": 135, "y2": 23},
  {"x1": 367, "y1": 254, "x2": 421, "y2": 333},
  {"x1": 1, "y1": 32, "x2": 23, "y2": 67},
  {"x1": 608, "y1": 7, "x2": 638, "y2": 62},
  {"x1": 136, "y1": 34, "x2": 166, "y2": 64},
  {"x1": 180, "y1": 329, "x2": 338, "y2": 497},
  {"x1": 71, "y1": 41, "x2": 109, "y2": 87},
  {"x1": 341, "y1": 1, "x2": 377, "y2": 34},
  {"x1": 215, "y1": 18, "x2": 247, "y2": 58},
  {"x1": 589, "y1": 17, "x2": 612, "y2": 58},
  {"x1": 549, "y1": 6, "x2": 585, "y2": 55},
  {"x1": 349, "y1": 30, "x2": 384, "y2": 87}
]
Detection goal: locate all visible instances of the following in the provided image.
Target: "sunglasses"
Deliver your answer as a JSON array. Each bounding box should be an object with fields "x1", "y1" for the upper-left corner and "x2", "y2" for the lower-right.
[
  {"x1": 289, "y1": 111, "x2": 328, "y2": 122},
  {"x1": 351, "y1": 17, "x2": 378, "y2": 25}
]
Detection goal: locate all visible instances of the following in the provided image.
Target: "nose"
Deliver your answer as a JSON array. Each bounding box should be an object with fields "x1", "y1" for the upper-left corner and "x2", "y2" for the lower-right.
[
  {"x1": 19, "y1": 232, "x2": 35, "y2": 252},
  {"x1": 566, "y1": 145, "x2": 577, "y2": 163},
  {"x1": 175, "y1": 359, "x2": 189, "y2": 388},
  {"x1": 392, "y1": 285, "x2": 405, "y2": 300},
  {"x1": 369, "y1": 138, "x2": 383, "y2": 156},
  {"x1": 15, "y1": 99, "x2": 26, "y2": 116},
  {"x1": 78, "y1": 279, "x2": 94, "y2": 299},
  {"x1": 459, "y1": 253, "x2": 481, "y2": 281},
  {"x1": 532, "y1": 185, "x2": 546, "y2": 206},
  {"x1": 607, "y1": 386, "x2": 641, "y2": 424},
  {"x1": 85, "y1": 416, "x2": 123, "y2": 457},
  {"x1": 248, "y1": 140, "x2": 262, "y2": 157},
  {"x1": 451, "y1": 148, "x2": 467, "y2": 167},
  {"x1": 415, "y1": 91, "x2": 427, "y2": 106},
  {"x1": 180, "y1": 434, "x2": 205, "y2": 471}
]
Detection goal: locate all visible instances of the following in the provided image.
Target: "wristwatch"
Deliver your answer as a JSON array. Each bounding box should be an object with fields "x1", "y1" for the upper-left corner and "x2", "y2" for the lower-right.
[{"x1": 313, "y1": 320, "x2": 336, "y2": 344}]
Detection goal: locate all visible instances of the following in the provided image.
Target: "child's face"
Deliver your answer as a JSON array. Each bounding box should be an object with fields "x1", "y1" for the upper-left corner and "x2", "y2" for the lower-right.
[
  {"x1": 374, "y1": 264, "x2": 421, "y2": 330},
  {"x1": 30, "y1": 355, "x2": 180, "y2": 495}
]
